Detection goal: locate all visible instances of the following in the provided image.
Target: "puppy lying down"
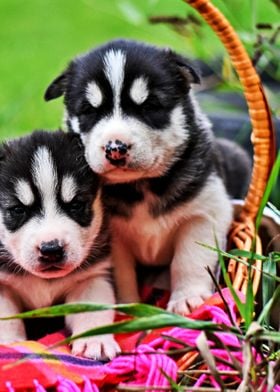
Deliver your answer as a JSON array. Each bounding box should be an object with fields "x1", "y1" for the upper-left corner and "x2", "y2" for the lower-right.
[
  {"x1": 45, "y1": 39, "x2": 251, "y2": 315},
  {"x1": 0, "y1": 130, "x2": 120, "y2": 359}
]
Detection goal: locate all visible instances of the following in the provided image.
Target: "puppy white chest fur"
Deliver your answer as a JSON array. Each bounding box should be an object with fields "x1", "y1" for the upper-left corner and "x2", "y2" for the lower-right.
[
  {"x1": 112, "y1": 199, "x2": 176, "y2": 265},
  {"x1": 112, "y1": 175, "x2": 233, "y2": 313},
  {"x1": 112, "y1": 176, "x2": 232, "y2": 268}
]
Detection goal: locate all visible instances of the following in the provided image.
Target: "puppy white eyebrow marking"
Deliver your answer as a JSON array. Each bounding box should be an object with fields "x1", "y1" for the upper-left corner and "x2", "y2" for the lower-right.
[
  {"x1": 15, "y1": 179, "x2": 34, "y2": 206},
  {"x1": 32, "y1": 147, "x2": 58, "y2": 214},
  {"x1": 70, "y1": 116, "x2": 80, "y2": 133},
  {"x1": 130, "y1": 77, "x2": 149, "y2": 105},
  {"x1": 103, "y1": 49, "x2": 126, "y2": 114},
  {"x1": 86, "y1": 81, "x2": 103, "y2": 108},
  {"x1": 61, "y1": 175, "x2": 77, "y2": 203}
]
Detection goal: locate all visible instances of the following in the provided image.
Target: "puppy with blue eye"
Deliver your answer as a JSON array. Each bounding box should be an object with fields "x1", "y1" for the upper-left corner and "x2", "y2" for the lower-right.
[
  {"x1": 0, "y1": 130, "x2": 120, "y2": 359},
  {"x1": 45, "y1": 40, "x2": 251, "y2": 315}
]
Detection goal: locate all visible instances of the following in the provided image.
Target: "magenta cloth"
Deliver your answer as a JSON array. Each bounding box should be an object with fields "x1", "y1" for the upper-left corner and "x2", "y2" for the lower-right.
[{"x1": 0, "y1": 288, "x2": 278, "y2": 391}]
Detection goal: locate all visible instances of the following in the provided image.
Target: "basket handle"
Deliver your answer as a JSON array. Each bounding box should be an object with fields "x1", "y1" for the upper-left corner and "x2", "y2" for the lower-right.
[{"x1": 185, "y1": 0, "x2": 276, "y2": 221}]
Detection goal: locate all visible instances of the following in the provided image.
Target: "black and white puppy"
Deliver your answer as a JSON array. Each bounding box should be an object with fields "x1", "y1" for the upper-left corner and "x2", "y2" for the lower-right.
[
  {"x1": 0, "y1": 130, "x2": 120, "y2": 359},
  {"x1": 45, "y1": 40, "x2": 250, "y2": 314}
]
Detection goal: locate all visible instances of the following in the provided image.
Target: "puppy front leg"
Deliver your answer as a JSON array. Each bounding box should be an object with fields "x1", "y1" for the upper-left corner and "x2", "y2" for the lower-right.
[
  {"x1": 167, "y1": 216, "x2": 226, "y2": 315},
  {"x1": 0, "y1": 286, "x2": 26, "y2": 343},
  {"x1": 112, "y1": 239, "x2": 140, "y2": 303},
  {"x1": 66, "y1": 274, "x2": 120, "y2": 360}
]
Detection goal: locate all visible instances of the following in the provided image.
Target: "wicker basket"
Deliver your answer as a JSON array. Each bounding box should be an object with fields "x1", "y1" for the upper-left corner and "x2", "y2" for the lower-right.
[
  {"x1": 175, "y1": 0, "x2": 276, "y2": 373},
  {"x1": 185, "y1": 0, "x2": 276, "y2": 294}
]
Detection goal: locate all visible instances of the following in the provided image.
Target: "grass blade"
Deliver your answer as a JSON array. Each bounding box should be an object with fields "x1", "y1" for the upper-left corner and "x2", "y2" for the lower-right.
[
  {"x1": 0, "y1": 302, "x2": 176, "y2": 320},
  {"x1": 261, "y1": 252, "x2": 278, "y2": 325},
  {"x1": 0, "y1": 302, "x2": 240, "y2": 336},
  {"x1": 252, "y1": 330, "x2": 280, "y2": 344},
  {"x1": 255, "y1": 151, "x2": 280, "y2": 232},
  {"x1": 196, "y1": 331, "x2": 226, "y2": 389},
  {"x1": 229, "y1": 249, "x2": 267, "y2": 261},
  {"x1": 258, "y1": 285, "x2": 280, "y2": 326},
  {"x1": 214, "y1": 239, "x2": 246, "y2": 323},
  {"x1": 50, "y1": 314, "x2": 236, "y2": 348},
  {"x1": 198, "y1": 242, "x2": 280, "y2": 283},
  {"x1": 267, "y1": 202, "x2": 280, "y2": 218},
  {"x1": 244, "y1": 263, "x2": 254, "y2": 329}
]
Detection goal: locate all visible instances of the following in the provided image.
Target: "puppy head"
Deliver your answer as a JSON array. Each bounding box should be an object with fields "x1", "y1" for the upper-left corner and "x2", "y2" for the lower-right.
[
  {"x1": 0, "y1": 130, "x2": 103, "y2": 279},
  {"x1": 45, "y1": 40, "x2": 200, "y2": 183}
]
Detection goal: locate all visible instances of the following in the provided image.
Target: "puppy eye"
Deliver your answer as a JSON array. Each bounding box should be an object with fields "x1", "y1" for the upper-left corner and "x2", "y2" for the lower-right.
[
  {"x1": 78, "y1": 102, "x2": 96, "y2": 116},
  {"x1": 68, "y1": 199, "x2": 87, "y2": 213},
  {"x1": 143, "y1": 96, "x2": 163, "y2": 110},
  {"x1": 8, "y1": 205, "x2": 26, "y2": 217}
]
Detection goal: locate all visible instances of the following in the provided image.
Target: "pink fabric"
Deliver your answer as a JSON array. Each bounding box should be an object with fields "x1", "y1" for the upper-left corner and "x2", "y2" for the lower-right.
[
  {"x1": 105, "y1": 344, "x2": 177, "y2": 391},
  {"x1": 0, "y1": 288, "x2": 278, "y2": 390},
  {"x1": 104, "y1": 288, "x2": 277, "y2": 391}
]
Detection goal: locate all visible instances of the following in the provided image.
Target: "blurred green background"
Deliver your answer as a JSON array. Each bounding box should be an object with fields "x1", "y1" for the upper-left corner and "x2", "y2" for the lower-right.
[{"x1": 0, "y1": 0, "x2": 279, "y2": 139}]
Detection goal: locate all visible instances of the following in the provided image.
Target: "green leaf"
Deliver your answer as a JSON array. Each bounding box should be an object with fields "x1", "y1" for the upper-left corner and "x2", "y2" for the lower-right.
[
  {"x1": 255, "y1": 151, "x2": 280, "y2": 232},
  {"x1": 258, "y1": 285, "x2": 280, "y2": 325},
  {"x1": 0, "y1": 301, "x2": 240, "y2": 335},
  {"x1": 198, "y1": 242, "x2": 280, "y2": 282},
  {"x1": 252, "y1": 330, "x2": 280, "y2": 343},
  {"x1": 244, "y1": 266, "x2": 254, "y2": 329},
  {"x1": 0, "y1": 302, "x2": 174, "y2": 320},
  {"x1": 214, "y1": 238, "x2": 247, "y2": 325},
  {"x1": 196, "y1": 331, "x2": 226, "y2": 389},
  {"x1": 229, "y1": 249, "x2": 267, "y2": 261},
  {"x1": 261, "y1": 252, "x2": 278, "y2": 325},
  {"x1": 50, "y1": 314, "x2": 235, "y2": 348},
  {"x1": 267, "y1": 201, "x2": 280, "y2": 218}
]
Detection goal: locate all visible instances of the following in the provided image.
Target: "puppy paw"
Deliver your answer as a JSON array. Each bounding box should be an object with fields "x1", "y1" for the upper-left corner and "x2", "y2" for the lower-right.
[
  {"x1": 71, "y1": 335, "x2": 121, "y2": 360},
  {"x1": 0, "y1": 322, "x2": 26, "y2": 344},
  {"x1": 0, "y1": 332, "x2": 26, "y2": 345},
  {"x1": 167, "y1": 290, "x2": 212, "y2": 316}
]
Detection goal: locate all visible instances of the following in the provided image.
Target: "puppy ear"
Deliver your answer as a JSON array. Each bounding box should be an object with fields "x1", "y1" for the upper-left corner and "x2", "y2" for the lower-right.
[
  {"x1": 44, "y1": 71, "x2": 68, "y2": 101},
  {"x1": 167, "y1": 50, "x2": 200, "y2": 84}
]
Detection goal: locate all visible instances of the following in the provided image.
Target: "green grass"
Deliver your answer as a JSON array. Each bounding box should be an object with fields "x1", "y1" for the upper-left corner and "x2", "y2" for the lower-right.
[
  {"x1": 0, "y1": 0, "x2": 189, "y2": 139},
  {"x1": 0, "y1": 0, "x2": 278, "y2": 140}
]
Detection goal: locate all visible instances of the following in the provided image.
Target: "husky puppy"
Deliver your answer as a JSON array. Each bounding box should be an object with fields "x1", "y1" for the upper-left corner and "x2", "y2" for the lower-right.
[
  {"x1": 44, "y1": 40, "x2": 250, "y2": 315},
  {"x1": 0, "y1": 130, "x2": 120, "y2": 359}
]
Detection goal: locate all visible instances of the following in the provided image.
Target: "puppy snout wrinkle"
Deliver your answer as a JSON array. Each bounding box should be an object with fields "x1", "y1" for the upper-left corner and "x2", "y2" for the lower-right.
[
  {"x1": 105, "y1": 139, "x2": 130, "y2": 167},
  {"x1": 39, "y1": 239, "x2": 65, "y2": 263}
]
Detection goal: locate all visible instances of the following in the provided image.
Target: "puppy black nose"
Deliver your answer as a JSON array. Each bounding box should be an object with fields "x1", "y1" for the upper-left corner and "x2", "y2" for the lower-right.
[
  {"x1": 105, "y1": 139, "x2": 130, "y2": 167},
  {"x1": 39, "y1": 240, "x2": 64, "y2": 263}
]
